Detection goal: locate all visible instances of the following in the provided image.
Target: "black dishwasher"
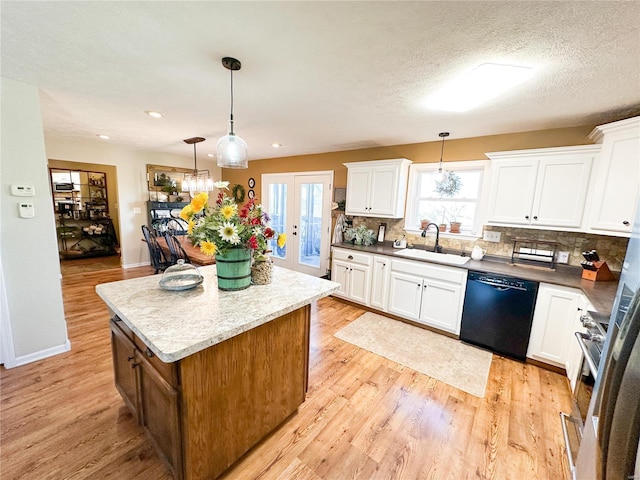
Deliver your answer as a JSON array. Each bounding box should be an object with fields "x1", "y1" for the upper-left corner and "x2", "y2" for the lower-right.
[{"x1": 460, "y1": 271, "x2": 539, "y2": 360}]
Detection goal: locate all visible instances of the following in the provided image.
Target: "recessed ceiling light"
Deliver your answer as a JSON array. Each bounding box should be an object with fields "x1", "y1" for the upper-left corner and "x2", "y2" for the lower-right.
[
  {"x1": 145, "y1": 110, "x2": 164, "y2": 118},
  {"x1": 425, "y1": 63, "x2": 534, "y2": 112},
  {"x1": 207, "y1": 153, "x2": 215, "y2": 157},
  {"x1": 97, "y1": 134, "x2": 111, "y2": 140},
  {"x1": 271, "y1": 143, "x2": 282, "y2": 148}
]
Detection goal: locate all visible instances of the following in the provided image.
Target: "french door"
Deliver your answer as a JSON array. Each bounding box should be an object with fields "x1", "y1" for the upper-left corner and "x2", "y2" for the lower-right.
[{"x1": 262, "y1": 172, "x2": 333, "y2": 277}]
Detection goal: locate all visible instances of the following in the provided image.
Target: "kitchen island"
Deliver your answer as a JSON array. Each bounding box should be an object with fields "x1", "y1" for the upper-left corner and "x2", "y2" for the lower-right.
[{"x1": 96, "y1": 265, "x2": 339, "y2": 480}]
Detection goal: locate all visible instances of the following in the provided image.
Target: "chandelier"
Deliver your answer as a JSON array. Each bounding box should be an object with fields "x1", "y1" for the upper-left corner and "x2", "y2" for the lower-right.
[{"x1": 182, "y1": 136, "x2": 214, "y2": 195}]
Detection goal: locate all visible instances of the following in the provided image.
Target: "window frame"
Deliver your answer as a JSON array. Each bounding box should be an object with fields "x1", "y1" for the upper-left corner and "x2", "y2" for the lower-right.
[{"x1": 403, "y1": 160, "x2": 491, "y2": 239}]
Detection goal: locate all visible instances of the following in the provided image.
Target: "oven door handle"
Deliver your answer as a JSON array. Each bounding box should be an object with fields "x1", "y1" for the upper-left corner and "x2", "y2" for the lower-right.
[{"x1": 575, "y1": 332, "x2": 599, "y2": 380}]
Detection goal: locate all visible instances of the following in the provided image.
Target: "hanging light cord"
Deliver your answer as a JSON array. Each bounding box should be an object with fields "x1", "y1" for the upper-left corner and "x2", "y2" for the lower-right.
[
  {"x1": 193, "y1": 143, "x2": 198, "y2": 174},
  {"x1": 229, "y1": 68, "x2": 235, "y2": 135},
  {"x1": 439, "y1": 135, "x2": 445, "y2": 166}
]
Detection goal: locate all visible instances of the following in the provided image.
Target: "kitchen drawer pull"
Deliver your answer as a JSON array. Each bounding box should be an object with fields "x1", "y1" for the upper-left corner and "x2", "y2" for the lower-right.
[
  {"x1": 145, "y1": 348, "x2": 154, "y2": 358},
  {"x1": 348, "y1": 255, "x2": 353, "y2": 260},
  {"x1": 623, "y1": 220, "x2": 630, "y2": 226}
]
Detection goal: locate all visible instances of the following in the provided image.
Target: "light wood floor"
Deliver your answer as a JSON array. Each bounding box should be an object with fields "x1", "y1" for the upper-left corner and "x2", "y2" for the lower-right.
[{"x1": 1, "y1": 267, "x2": 574, "y2": 480}]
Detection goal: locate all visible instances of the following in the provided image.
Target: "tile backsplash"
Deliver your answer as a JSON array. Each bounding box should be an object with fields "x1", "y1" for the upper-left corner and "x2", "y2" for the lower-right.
[{"x1": 348, "y1": 216, "x2": 629, "y2": 272}]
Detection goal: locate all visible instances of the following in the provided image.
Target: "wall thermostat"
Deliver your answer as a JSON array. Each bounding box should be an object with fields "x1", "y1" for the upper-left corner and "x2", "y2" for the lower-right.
[
  {"x1": 11, "y1": 185, "x2": 36, "y2": 197},
  {"x1": 19, "y1": 202, "x2": 35, "y2": 218}
]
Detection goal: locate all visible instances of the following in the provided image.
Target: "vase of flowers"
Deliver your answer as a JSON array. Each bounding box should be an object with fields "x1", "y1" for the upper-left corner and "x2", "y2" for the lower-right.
[{"x1": 180, "y1": 182, "x2": 286, "y2": 291}]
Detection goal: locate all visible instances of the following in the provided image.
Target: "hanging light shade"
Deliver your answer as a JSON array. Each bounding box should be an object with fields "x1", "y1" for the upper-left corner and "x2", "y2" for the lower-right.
[
  {"x1": 182, "y1": 136, "x2": 214, "y2": 195},
  {"x1": 217, "y1": 57, "x2": 248, "y2": 169},
  {"x1": 433, "y1": 132, "x2": 450, "y2": 182}
]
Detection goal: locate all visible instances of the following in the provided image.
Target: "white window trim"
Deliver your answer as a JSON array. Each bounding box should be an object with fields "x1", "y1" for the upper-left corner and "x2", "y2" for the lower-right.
[{"x1": 404, "y1": 160, "x2": 491, "y2": 239}]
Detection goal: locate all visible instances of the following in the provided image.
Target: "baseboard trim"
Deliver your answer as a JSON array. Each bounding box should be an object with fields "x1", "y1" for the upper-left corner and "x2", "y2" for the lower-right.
[
  {"x1": 122, "y1": 261, "x2": 151, "y2": 269},
  {"x1": 9, "y1": 339, "x2": 72, "y2": 368}
]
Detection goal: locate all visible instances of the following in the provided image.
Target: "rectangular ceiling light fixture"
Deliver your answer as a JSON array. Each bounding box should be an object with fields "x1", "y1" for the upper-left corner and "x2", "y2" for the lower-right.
[{"x1": 425, "y1": 63, "x2": 534, "y2": 112}]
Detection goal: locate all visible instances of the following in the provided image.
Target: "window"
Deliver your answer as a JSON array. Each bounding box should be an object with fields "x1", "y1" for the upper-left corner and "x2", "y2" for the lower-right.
[{"x1": 404, "y1": 160, "x2": 490, "y2": 237}]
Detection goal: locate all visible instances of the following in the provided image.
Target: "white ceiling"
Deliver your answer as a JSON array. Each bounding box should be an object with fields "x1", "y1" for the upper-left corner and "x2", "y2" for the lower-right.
[{"x1": 2, "y1": 1, "x2": 640, "y2": 161}]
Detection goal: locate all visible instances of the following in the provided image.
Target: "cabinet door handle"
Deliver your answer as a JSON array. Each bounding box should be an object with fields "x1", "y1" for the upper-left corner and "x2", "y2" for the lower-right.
[
  {"x1": 145, "y1": 348, "x2": 154, "y2": 358},
  {"x1": 423, "y1": 284, "x2": 427, "y2": 288},
  {"x1": 525, "y1": 215, "x2": 530, "y2": 220},
  {"x1": 348, "y1": 255, "x2": 354, "y2": 259},
  {"x1": 533, "y1": 216, "x2": 538, "y2": 220},
  {"x1": 417, "y1": 283, "x2": 421, "y2": 287},
  {"x1": 623, "y1": 220, "x2": 630, "y2": 226},
  {"x1": 131, "y1": 362, "x2": 139, "y2": 369},
  {"x1": 127, "y1": 355, "x2": 134, "y2": 362}
]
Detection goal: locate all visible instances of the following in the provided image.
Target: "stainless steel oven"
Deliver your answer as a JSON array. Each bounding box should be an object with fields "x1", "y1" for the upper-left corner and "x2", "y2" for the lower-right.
[{"x1": 561, "y1": 310, "x2": 609, "y2": 478}]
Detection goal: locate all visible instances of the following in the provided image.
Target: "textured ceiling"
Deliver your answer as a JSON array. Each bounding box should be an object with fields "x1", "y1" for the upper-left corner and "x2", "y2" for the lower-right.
[{"x1": 2, "y1": 1, "x2": 640, "y2": 161}]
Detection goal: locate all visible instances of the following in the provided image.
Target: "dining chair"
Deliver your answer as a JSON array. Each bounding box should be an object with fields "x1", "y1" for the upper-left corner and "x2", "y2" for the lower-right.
[
  {"x1": 164, "y1": 233, "x2": 191, "y2": 265},
  {"x1": 141, "y1": 225, "x2": 173, "y2": 274}
]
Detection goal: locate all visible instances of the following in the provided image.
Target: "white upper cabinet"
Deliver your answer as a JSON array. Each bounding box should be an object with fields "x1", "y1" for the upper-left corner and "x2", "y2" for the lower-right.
[
  {"x1": 486, "y1": 145, "x2": 599, "y2": 229},
  {"x1": 586, "y1": 116, "x2": 640, "y2": 236},
  {"x1": 344, "y1": 159, "x2": 412, "y2": 218}
]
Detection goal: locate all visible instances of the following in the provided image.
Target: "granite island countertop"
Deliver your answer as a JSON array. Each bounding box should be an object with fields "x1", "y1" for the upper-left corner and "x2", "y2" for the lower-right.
[
  {"x1": 96, "y1": 265, "x2": 340, "y2": 363},
  {"x1": 332, "y1": 242, "x2": 619, "y2": 313}
]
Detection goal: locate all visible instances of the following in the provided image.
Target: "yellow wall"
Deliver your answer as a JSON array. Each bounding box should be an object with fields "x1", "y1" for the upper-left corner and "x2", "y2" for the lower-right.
[{"x1": 222, "y1": 125, "x2": 595, "y2": 201}]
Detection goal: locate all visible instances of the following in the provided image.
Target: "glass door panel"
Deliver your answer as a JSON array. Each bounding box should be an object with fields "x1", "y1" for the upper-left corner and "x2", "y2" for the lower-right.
[
  {"x1": 297, "y1": 182, "x2": 323, "y2": 268},
  {"x1": 267, "y1": 182, "x2": 288, "y2": 260}
]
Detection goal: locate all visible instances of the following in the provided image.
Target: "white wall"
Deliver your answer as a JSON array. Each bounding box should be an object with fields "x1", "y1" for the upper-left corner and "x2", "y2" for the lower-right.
[
  {"x1": 0, "y1": 77, "x2": 69, "y2": 366},
  {"x1": 45, "y1": 139, "x2": 221, "y2": 268}
]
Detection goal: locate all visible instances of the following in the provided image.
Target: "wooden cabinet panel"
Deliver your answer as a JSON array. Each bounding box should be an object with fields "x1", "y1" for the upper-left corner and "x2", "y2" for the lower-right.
[
  {"x1": 110, "y1": 320, "x2": 140, "y2": 423},
  {"x1": 179, "y1": 306, "x2": 310, "y2": 480},
  {"x1": 138, "y1": 354, "x2": 182, "y2": 479}
]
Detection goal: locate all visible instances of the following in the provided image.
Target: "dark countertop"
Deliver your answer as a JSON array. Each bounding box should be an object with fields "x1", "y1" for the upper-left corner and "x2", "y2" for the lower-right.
[{"x1": 332, "y1": 242, "x2": 619, "y2": 313}]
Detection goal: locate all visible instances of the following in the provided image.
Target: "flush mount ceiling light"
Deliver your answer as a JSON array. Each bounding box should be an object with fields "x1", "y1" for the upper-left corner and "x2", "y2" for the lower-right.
[
  {"x1": 145, "y1": 110, "x2": 164, "y2": 118},
  {"x1": 433, "y1": 132, "x2": 450, "y2": 182},
  {"x1": 425, "y1": 63, "x2": 534, "y2": 112},
  {"x1": 182, "y1": 136, "x2": 214, "y2": 195},
  {"x1": 97, "y1": 134, "x2": 110, "y2": 140},
  {"x1": 217, "y1": 56, "x2": 248, "y2": 169},
  {"x1": 271, "y1": 143, "x2": 282, "y2": 148}
]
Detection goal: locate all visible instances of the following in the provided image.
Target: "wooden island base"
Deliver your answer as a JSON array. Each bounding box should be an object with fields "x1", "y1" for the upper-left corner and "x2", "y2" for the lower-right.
[{"x1": 111, "y1": 304, "x2": 311, "y2": 480}]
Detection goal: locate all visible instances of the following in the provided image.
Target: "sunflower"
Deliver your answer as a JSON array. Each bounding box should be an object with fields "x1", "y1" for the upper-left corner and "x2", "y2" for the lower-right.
[
  {"x1": 200, "y1": 240, "x2": 217, "y2": 257},
  {"x1": 190, "y1": 192, "x2": 208, "y2": 213},
  {"x1": 179, "y1": 204, "x2": 193, "y2": 221},
  {"x1": 220, "y1": 203, "x2": 237, "y2": 220},
  {"x1": 187, "y1": 219, "x2": 195, "y2": 235}
]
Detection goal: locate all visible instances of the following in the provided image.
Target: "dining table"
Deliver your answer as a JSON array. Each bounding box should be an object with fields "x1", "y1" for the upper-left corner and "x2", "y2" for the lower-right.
[{"x1": 155, "y1": 235, "x2": 216, "y2": 266}]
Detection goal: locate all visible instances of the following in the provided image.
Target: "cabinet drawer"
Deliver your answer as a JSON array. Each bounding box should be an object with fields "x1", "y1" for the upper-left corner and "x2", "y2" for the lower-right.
[
  {"x1": 134, "y1": 335, "x2": 179, "y2": 387},
  {"x1": 112, "y1": 316, "x2": 134, "y2": 340},
  {"x1": 332, "y1": 248, "x2": 372, "y2": 266},
  {"x1": 391, "y1": 259, "x2": 465, "y2": 284}
]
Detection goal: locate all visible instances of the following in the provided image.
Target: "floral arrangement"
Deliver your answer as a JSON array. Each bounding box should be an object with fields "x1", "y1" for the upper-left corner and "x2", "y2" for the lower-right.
[{"x1": 180, "y1": 181, "x2": 286, "y2": 258}]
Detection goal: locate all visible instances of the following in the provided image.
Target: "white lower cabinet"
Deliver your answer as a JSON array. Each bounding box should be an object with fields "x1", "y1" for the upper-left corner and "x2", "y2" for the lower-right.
[
  {"x1": 527, "y1": 283, "x2": 583, "y2": 367},
  {"x1": 331, "y1": 248, "x2": 372, "y2": 305},
  {"x1": 388, "y1": 259, "x2": 467, "y2": 335},
  {"x1": 370, "y1": 255, "x2": 390, "y2": 311},
  {"x1": 565, "y1": 296, "x2": 591, "y2": 391}
]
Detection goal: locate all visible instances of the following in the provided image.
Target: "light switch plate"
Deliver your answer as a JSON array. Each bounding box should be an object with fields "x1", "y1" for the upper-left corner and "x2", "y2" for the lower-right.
[
  {"x1": 483, "y1": 230, "x2": 501, "y2": 242},
  {"x1": 19, "y1": 202, "x2": 35, "y2": 218},
  {"x1": 11, "y1": 184, "x2": 36, "y2": 197}
]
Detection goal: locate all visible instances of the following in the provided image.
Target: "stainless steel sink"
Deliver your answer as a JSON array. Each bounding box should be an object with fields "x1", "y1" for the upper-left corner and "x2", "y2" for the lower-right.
[{"x1": 393, "y1": 248, "x2": 470, "y2": 265}]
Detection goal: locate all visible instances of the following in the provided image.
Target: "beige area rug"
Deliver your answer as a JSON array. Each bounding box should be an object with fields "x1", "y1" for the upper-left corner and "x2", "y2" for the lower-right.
[{"x1": 335, "y1": 312, "x2": 493, "y2": 397}]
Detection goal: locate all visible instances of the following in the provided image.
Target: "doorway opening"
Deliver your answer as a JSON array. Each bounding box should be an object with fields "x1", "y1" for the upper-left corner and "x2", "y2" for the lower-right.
[{"x1": 49, "y1": 160, "x2": 121, "y2": 276}]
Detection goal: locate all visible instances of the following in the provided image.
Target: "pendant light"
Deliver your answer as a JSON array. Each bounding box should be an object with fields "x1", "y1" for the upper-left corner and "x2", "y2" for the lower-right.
[
  {"x1": 182, "y1": 136, "x2": 214, "y2": 195},
  {"x1": 217, "y1": 57, "x2": 248, "y2": 169},
  {"x1": 433, "y1": 132, "x2": 450, "y2": 182}
]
